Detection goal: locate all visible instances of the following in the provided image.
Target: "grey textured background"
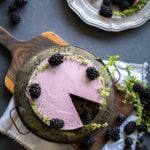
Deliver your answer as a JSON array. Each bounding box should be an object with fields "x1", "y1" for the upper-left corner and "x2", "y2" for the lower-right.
[{"x1": 0, "y1": 0, "x2": 150, "y2": 149}]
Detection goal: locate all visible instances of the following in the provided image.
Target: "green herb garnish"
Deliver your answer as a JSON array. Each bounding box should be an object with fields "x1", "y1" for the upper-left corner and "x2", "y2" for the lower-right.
[{"x1": 114, "y1": 0, "x2": 149, "y2": 17}]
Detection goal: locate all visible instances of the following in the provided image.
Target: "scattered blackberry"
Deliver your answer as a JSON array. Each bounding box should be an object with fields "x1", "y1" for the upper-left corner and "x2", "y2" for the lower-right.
[
  {"x1": 10, "y1": 13, "x2": 21, "y2": 24},
  {"x1": 48, "y1": 53, "x2": 64, "y2": 66},
  {"x1": 124, "y1": 146, "x2": 132, "y2": 150},
  {"x1": 117, "y1": 114, "x2": 126, "y2": 124},
  {"x1": 111, "y1": 0, "x2": 121, "y2": 5},
  {"x1": 133, "y1": 83, "x2": 144, "y2": 93},
  {"x1": 119, "y1": 0, "x2": 131, "y2": 11},
  {"x1": 141, "y1": 99, "x2": 150, "y2": 109},
  {"x1": 143, "y1": 87, "x2": 150, "y2": 99},
  {"x1": 124, "y1": 121, "x2": 136, "y2": 135},
  {"x1": 103, "y1": 0, "x2": 111, "y2": 6},
  {"x1": 80, "y1": 137, "x2": 95, "y2": 149},
  {"x1": 127, "y1": 0, "x2": 136, "y2": 5},
  {"x1": 80, "y1": 113, "x2": 92, "y2": 124},
  {"x1": 86, "y1": 67, "x2": 100, "y2": 80},
  {"x1": 133, "y1": 83, "x2": 145, "y2": 98},
  {"x1": 106, "y1": 126, "x2": 120, "y2": 141},
  {"x1": 8, "y1": 4, "x2": 17, "y2": 13},
  {"x1": 136, "y1": 144, "x2": 148, "y2": 150},
  {"x1": 49, "y1": 119, "x2": 64, "y2": 129},
  {"x1": 15, "y1": 0, "x2": 28, "y2": 6},
  {"x1": 137, "y1": 135, "x2": 144, "y2": 144},
  {"x1": 99, "y1": 5, "x2": 113, "y2": 18},
  {"x1": 125, "y1": 137, "x2": 133, "y2": 147},
  {"x1": 29, "y1": 83, "x2": 41, "y2": 99},
  {"x1": 137, "y1": 121, "x2": 147, "y2": 132}
]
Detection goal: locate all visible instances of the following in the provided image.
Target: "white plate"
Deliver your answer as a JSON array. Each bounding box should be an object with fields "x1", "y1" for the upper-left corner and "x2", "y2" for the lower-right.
[{"x1": 67, "y1": 0, "x2": 150, "y2": 32}]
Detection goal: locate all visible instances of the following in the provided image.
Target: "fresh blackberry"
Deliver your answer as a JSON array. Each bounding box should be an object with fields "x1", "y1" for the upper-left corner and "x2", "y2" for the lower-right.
[
  {"x1": 125, "y1": 137, "x2": 133, "y2": 147},
  {"x1": 141, "y1": 99, "x2": 150, "y2": 109},
  {"x1": 117, "y1": 114, "x2": 126, "y2": 124},
  {"x1": 80, "y1": 137, "x2": 95, "y2": 149},
  {"x1": 143, "y1": 87, "x2": 150, "y2": 99},
  {"x1": 127, "y1": 0, "x2": 136, "y2": 5},
  {"x1": 29, "y1": 83, "x2": 41, "y2": 99},
  {"x1": 124, "y1": 121, "x2": 136, "y2": 135},
  {"x1": 106, "y1": 126, "x2": 120, "y2": 141},
  {"x1": 10, "y1": 13, "x2": 21, "y2": 24},
  {"x1": 48, "y1": 53, "x2": 64, "y2": 66},
  {"x1": 137, "y1": 121, "x2": 147, "y2": 132},
  {"x1": 133, "y1": 83, "x2": 145, "y2": 97},
  {"x1": 137, "y1": 135, "x2": 144, "y2": 144},
  {"x1": 103, "y1": 0, "x2": 111, "y2": 6},
  {"x1": 50, "y1": 119, "x2": 64, "y2": 129},
  {"x1": 8, "y1": 4, "x2": 17, "y2": 13},
  {"x1": 80, "y1": 113, "x2": 92, "y2": 124},
  {"x1": 124, "y1": 146, "x2": 132, "y2": 150},
  {"x1": 136, "y1": 144, "x2": 148, "y2": 150},
  {"x1": 111, "y1": 0, "x2": 121, "y2": 5},
  {"x1": 15, "y1": 0, "x2": 28, "y2": 6},
  {"x1": 119, "y1": 0, "x2": 131, "y2": 11},
  {"x1": 86, "y1": 67, "x2": 100, "y2": 80},
  {"x1": 99, "y1": 5, "x2": 112, "y2": 18}
]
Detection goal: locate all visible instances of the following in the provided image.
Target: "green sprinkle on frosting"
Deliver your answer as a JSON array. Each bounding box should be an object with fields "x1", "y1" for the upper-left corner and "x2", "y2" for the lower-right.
[
  {"x1": 31, "y1": 100, "x2": 50, "y2": 125},
  {"x1": 114, "y1": 0, "x2": 149, "y2": 17}
]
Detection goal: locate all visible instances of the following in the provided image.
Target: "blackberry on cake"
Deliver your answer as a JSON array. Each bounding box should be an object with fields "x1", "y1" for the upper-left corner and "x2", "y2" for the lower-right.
[
  {"x1": 119, "y1": 0, "x2": 131, "y2": 11},
  {"x1": 86, "y1": 67, "x2": 100, "y2": 80},
  {"x1": 29, "y1": 83, "x2": 41, "y2": 99},
  {"x1": 48, "y1": 53, "x2": 64, "y2": 66},
  {"x1": 125, "y1": 137, "x2": 133, "y2": 147},
  {"x1": 99, "y1": 5, "x2": 113, "y2": 18},
  {"x1": 124, "y1": 121, "x2": 136, "y2": 135},
  {"x1": 80, "y1": 137, "x2": 95, "y2": 149},
  {"x1": 10, "y1": 13, "x2": 21, "y2": 24},
  {"x1": 106, "y1": 126, "x2": 120, "y2": 141},
  {"x1": 50, "y1": 119, "x2": 64, "y2": 129}
]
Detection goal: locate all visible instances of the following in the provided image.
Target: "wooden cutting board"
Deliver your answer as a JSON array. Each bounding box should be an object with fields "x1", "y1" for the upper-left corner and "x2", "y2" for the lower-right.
[{"x1": 0, "y1": 27, "x2": 133, "y2": 150}]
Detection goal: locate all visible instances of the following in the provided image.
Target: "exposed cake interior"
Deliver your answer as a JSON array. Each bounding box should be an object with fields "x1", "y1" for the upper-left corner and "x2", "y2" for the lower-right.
[{"x1": 27, "y1": 54, "x2": 104, "y2": 130}]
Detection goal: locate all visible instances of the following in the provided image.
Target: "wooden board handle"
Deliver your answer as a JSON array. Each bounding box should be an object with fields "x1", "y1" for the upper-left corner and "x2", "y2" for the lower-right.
[
  {"x1": 1, "y1": 28, "x2": 68, "y2": 93},
  {"x1": 0, "y1": 27, "x2": 22, "y2": 52}
]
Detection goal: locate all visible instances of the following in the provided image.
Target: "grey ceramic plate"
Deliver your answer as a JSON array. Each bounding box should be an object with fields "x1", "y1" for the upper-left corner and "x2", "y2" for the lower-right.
[{"x1": 67, "y1": 0, "x2": 150, "y2": 32}]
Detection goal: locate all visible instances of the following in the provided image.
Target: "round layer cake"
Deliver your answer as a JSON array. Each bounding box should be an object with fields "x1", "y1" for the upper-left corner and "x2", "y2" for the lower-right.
[
  {"x1": 14, "y1": 46, "x2": 115, "y2": 143},
  {"x1": 27, "y1": 53, "x2": 104, "y2": 130}
]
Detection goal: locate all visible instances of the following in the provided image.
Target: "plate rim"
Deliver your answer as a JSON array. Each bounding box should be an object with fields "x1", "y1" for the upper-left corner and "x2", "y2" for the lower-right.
[{"x1": 67, "y1": 0, "x2": 150, "y2": 32}]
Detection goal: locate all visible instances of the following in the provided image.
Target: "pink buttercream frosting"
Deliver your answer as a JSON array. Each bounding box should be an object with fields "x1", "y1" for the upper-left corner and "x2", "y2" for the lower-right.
[{"x1": 28, "y1": 56, "x2": 104, "y2": 130}]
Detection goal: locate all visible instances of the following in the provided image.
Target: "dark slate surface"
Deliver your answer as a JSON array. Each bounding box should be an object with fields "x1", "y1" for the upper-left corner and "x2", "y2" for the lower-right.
[{"x1": 0, "y1": 0, "x2": 150, "y2": 150}]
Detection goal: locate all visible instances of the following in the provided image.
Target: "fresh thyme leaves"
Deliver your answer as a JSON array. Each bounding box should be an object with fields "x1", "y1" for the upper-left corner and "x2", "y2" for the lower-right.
[
  {"x1": 99, "y1": 55, "x2": 120, "y2": 109},
  {"x1": 119, "y1": 65, "x2": 143, "y2": 125},
  {"x1": 113, "y1": 0, "x2": 149, "y2": 17}
]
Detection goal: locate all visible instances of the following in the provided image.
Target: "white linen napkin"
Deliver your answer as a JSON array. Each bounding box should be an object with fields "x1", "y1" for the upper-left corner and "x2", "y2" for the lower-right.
[{"x1": 0, "y1": 61, "x2": 148, "y2": 150}]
